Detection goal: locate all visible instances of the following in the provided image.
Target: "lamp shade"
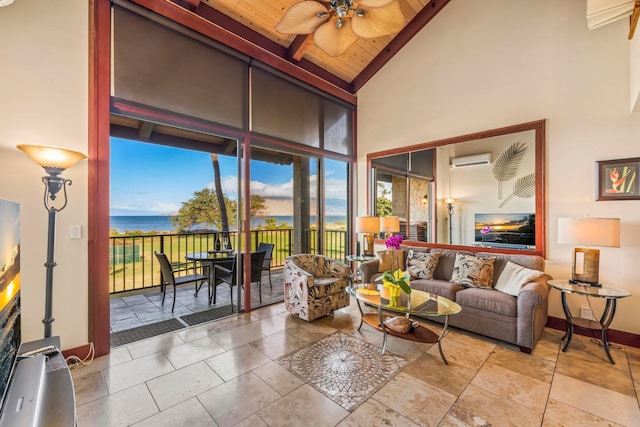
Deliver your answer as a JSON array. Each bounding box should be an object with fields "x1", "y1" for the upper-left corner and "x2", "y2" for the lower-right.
[
  {"x1": 380, "y1": 216, "x2": 400, "y2": 233},
  {"x1": 558, "y1": 218, "x2": 620, "y2": 247},
  {"x1": 17, "y1": 144, "x2": 87, "y2": 171},
  {"x1": 355, "y1": 216, "x2": 380, "y2": 234}
]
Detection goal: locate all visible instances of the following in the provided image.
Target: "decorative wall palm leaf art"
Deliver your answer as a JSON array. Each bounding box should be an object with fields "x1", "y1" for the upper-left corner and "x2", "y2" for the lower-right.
[
  {"x1": 492, "y1": 141, "x2": 527, "y2": 199},
  {"x1": 499, "y1": 173, "x2": 536, "y2": 208}
]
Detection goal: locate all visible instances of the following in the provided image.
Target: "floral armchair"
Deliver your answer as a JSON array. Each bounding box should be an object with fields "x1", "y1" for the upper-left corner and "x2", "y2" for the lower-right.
[{"x1": 284, "y1": 254, "x2": 351, "y2": 321}]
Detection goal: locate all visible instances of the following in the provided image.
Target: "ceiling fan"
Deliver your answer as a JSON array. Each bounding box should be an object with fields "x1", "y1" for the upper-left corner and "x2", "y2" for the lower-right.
[{"x1": 276, "y1": 0, "x2": 406, "y2": 57}]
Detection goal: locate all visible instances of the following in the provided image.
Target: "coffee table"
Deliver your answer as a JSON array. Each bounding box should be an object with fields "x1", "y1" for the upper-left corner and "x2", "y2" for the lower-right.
[{"x1": 347, "y1": 284, "x2": 461, "y2": 364}]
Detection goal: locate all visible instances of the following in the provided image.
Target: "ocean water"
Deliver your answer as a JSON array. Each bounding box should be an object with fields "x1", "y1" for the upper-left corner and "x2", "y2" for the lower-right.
[{"x1": 110, "y1": 215, "x2": 347, "y2": 233}]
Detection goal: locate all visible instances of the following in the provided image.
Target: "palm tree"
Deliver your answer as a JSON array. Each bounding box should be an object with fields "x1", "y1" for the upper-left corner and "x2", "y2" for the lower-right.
[{"x1": 211, "y1": 153, "x2": 230, "y2": 234}]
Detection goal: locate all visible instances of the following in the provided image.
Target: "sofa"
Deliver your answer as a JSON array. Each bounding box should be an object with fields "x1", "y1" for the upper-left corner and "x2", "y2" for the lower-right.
[
  {"x1": 284, "y1": 254, "x2": 351, "y2": 321},
  {"x1": 359, "y1": 246, "x2": 552, "y2": 353}
]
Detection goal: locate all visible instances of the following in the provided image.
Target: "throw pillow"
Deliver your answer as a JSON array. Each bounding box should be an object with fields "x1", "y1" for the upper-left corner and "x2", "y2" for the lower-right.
[
  {"x1": 494, "y1": 261, "x2": 544, "y2": 296},
  {"x1": 407, "y1": 250, "x2": 441, "y2": 279},
  {"x1": 378, "y1": 249, "x2": 405, "y2": 272},
  {"x1": 450, "y1": 252, "x2": 496, "y2": 288}
]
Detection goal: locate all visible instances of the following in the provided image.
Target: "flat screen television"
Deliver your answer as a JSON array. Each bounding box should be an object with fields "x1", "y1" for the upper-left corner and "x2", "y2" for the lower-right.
[
  {"x1": 0, "y1": 199, "x2": 21, "y2": 411},
  {"x1": 474, "y1": 213, "x2": 535, "y2": 249}
]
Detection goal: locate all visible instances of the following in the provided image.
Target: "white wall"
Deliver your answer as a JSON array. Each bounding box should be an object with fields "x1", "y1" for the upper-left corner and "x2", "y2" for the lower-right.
[
  {"x1": 358, "y1": 0, "x2": 640, "y2": 335},
  {"x1": 0, "y1": 1, "x2": 88, "y2": 348}
]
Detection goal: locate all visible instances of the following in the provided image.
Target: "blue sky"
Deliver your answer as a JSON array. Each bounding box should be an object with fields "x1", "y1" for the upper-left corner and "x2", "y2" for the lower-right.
[{"x1": 110, "y1": 138, "x2": 348, "y2": 216}]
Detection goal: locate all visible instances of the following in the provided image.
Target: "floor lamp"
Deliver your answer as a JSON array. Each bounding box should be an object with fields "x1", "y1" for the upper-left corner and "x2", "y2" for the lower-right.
[
  {"x1": 18, "y1": 144, "x2": 87, "y2": 338},
  {"x1": 446, "y1": 199, "x2": 455, "y2": 244}
]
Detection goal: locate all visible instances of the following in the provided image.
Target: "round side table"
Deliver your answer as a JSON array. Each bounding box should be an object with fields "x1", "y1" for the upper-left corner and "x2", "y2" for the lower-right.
[{"x1": 548, "y1": 279, "x2": 631, "y2": 364}]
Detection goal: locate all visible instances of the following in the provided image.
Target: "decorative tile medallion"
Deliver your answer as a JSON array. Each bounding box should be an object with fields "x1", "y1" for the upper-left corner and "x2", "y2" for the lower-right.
[{"x1": 277, "y1": 332, "x2": 406, "y2": 411}]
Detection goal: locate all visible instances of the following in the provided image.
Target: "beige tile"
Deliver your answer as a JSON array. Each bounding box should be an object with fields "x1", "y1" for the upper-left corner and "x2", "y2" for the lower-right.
[
  {"x1": 531, "y1": 328, "x2": 564, "y2": 361},
  {"x1": 286, "y1": 320, "x2": 338, "y2": 343},
  {"x1": 204, "y1": 313, "x2": 257, "y2": 334},
  {"x1": 402, "y1": 352, "x2": 475, "y2": 396},
  {"x1": 258, "y1": 384, "x2": 349, "y2": 427},
  {"x1": 147, "y1": 361, "x2": 224, "y2": 411},
  {"x1": 71, "y1": 346, "x2": 132, "y2": 379},
  {"x1": 549, "y1": 373, "x2": 640, "y2": 427},
  {"x1": 252, "y1": 361, "x2": 305, "y2": 395},
  {"x1": 254, "y1": 313, "x2": 292, "y2": 336},
  {"x1": 372, "y1": 372, "x2": 456, "y2": 426},
  {"x1": 626, "y1": 345, "x2": 640, "y2": 367},
  {"x1": 232, "y1": 414, "x2": 268, "y2": 427},
  {"x1": 163, "y1": 335, "x2": 226, "y2": 369},
  {"x1": 439, "y1": 415, "x2": 473, "y2": 427},
  {"x1": 487, "y1": 345, "x2": 555, "y2": 383},
  {"x1": 542, "y1": 399, "x2": 625, "y2": 427},
  {"x1": 315, "y1": 310, "x2": 359, "y2": 330},
  {"x1": 103, "y1": 352, "x2": 175, "y2": 393},
  {"x1": 249, "y1": 303, "x2": 287, "y2": 320},
  {"x1": 445, "y1": 326, "x2": 498, "y2": 352},
  {"x1": 198, "y1": 372, "x2": 280, "y2": 427},
  {"x1": 448, "y1": 384, "x2": 542, "y2": 427},
  {"x1": 205, "y1": 344, "x2": 271, "y2": 381},
  {"x1": 132, "y1": 397, "x2": 216, "y2": 427},
  {"x1": 126, "y1": 332, "x2": 185, "y2": 359},
  {"x1": 560, "y1": 333, "x2": 628, "y2": 367},
  {"x1": 248, "y1": 330, "x2": 311, "y2": 359},
  {"x1": 210, "y1": 322, "x2": 266, "y2": 350},
  {"x1": 336, "y1": 400, "x2": 420, "y2": 427},
  {"x1": 427, "y1": 334, "x2": 492, "y2": 370},
  {"x1": 471, "y1": 363, "x2": 550, "y2": 413},
  {"x1": 380, "y1": 334, "x2": 431, "y2": 363},
  {"x1": 73, "y1": 370, "x2": 108, "y2": 405},
  {"x1": 76, "y1": 383, "x2": 158, "y2": 427},
  {"x1": 556, "y1": 351, "x2": 635, "y2": 397}
]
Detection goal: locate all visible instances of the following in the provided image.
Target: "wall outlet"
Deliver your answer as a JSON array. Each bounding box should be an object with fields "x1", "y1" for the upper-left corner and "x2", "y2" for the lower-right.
[{"x1": 580, "y1": 307, "x2": 596, "y2": 321}]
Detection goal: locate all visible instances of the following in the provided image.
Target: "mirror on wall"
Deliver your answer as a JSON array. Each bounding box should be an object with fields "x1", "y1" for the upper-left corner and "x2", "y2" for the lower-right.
[{"x1": 368, "y1": 120, "x2": 545, "y2": 256}]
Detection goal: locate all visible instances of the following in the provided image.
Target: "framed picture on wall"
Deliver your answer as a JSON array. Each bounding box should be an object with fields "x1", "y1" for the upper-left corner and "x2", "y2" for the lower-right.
[{"x1": 596, "y1": 157, "x2": 640, "y2": 201}]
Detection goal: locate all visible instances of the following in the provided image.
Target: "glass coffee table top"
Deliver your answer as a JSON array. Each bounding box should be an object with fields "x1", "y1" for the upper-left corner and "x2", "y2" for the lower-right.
[{"x1": 347, "y1": 284, "x2": 461, "y2": 317}]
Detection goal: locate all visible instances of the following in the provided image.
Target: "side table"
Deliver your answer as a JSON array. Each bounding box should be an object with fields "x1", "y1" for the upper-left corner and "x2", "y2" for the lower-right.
[{"x1": 548, "y1": 279, "x2": 631, "y2": 364}]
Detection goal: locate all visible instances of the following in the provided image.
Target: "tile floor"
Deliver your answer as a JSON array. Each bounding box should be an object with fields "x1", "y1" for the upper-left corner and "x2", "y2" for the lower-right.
[
  {"x1": 110, "y1": 269, "x2": 285, "y2": 333},
  {"x1": 77, "y1": 299, "x2": 640, "y2": 427}
]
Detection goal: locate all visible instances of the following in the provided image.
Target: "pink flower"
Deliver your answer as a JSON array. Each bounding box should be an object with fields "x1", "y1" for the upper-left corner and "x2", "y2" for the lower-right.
[
  {"x1": 385, "y1": 235, "x2": 403, "y2": 250},
  {"x1": 480, "y1": 226, "x2": 492, "y2": 235}
]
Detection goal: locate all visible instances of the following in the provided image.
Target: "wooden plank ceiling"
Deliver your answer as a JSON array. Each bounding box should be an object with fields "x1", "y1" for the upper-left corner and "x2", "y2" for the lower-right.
[{"x1": 180, "y1": 0, "x2": 450, "y2": 92}]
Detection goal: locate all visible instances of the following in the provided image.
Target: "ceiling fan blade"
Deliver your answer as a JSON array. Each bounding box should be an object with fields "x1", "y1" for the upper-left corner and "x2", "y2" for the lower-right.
[
  {"x1": 356, "y1": 0, "x2": 395, "y2": 7},
  {"x1": 276, "y1": 1, "x2": 330, "y2": 35},
  {"x1": 351, "y1": 1, "x2": 406, "y2": 38},
  {"x1": 314, "y1": 19, "x2": 359, "y2": 57}
]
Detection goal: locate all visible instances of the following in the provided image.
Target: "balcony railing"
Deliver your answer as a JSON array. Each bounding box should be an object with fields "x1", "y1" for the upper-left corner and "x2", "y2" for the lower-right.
[{"x1": 109, "y1": 229, "x2": 347, "y2": 294}]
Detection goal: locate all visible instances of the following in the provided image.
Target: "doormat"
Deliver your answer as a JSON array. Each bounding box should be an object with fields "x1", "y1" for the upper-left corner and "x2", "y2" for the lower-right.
[
  {"x1": 276, "y1": 332, "x2": 406, "y2": 411},
  {"x1": 110, "y1": 318, "x2": 185, "y2": 347},
  {"x1": 180, "y1": 305, "x2": 236, "y2": 326}
]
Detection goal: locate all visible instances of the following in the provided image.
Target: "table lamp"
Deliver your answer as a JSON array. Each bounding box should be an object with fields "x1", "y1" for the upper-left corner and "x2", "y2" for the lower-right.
[
  {"x1": 356, "y1": 216, "x2": 380, "y2": 256},
  {"x1": 17, "y1": 144, "x2": 87, "y2": 337},
  {"x1": 557, "y1": 217, "x2": 620, "y2": 287},
  {"x1": 380, "y1": 216, "x2": 400, "y2": 238}
]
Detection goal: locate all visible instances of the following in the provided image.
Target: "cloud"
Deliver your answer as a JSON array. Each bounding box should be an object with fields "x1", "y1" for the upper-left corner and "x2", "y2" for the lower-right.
[{"x1": 209, "y1": 175, "x2": 347, "y2": 201}]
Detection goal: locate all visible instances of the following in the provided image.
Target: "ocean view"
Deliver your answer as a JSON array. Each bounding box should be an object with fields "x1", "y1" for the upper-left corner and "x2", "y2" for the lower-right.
[{"x1": 110, "y1": 215, "x2": 347, "y2": 233}]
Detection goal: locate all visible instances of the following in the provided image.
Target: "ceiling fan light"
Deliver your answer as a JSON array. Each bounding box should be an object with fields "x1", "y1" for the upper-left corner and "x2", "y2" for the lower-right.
[
  {"x1": 336, "y1": 19, "x2": 344, "y2": 29},
  {"x1": 355, "y1": 9, "x2": 366, "y2": 17},
  {"x1": 317, "y1": 11, "x2": 328, "y2": 18},
  {"x1": 314, "y1": 18, "x2": 359, "y2": 56}
]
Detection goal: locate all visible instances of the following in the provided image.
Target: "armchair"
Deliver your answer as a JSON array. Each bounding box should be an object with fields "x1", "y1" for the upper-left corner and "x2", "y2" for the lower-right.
[{"x1": 284, "y1": 254, "x2": 351, "y2": 321}]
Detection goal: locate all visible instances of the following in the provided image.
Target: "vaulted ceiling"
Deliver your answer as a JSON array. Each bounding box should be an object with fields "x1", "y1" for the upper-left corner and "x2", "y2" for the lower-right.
[{"x1": 166, "y1": 0, "x2": 451, "y2": 94}]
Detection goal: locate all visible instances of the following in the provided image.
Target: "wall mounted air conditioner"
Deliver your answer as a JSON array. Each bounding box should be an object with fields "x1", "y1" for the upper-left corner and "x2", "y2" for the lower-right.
[{"x1": 450, "y1": 153, "x2": 491, "y2": 168}]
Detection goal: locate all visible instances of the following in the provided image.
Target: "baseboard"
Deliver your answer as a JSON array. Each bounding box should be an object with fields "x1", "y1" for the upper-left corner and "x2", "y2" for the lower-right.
[
  {"x1": 61, "y1": 343, "x2": 93, "y2": 360},
  {"x1": 546, "y1": 316, "x2": 640, "y2": 349}
]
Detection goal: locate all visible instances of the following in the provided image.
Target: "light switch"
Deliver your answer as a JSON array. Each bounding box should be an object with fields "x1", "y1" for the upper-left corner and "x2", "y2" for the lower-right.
[{"x1": 69, "y1": 225, "x2": 82, "y2": 239}]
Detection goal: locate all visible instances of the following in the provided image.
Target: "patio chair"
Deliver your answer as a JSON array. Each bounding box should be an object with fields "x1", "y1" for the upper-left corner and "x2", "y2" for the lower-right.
[
  {"x1": 256, "y1": 242, "x2": 274, "y2": 289},
  {"x1": 154, "y1": 251, "x2": 209, "y2": 312},
  {"x1": 212, "y1": 251, "x2": 267, "y2": 309}
]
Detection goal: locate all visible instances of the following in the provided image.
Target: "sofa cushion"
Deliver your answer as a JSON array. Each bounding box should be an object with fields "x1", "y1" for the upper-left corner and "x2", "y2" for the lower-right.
[
  {"x1": 377, "y1": 249, "x2": 405, "y2": 272},
  {"x1": 455, "y1": 287, "x2": 517, "y2": 317},
  {"x1": 407, "y1": 250, "x2": 441, "y2": 279},
  {"x1": 450, "y1": 252, "x2": 496, "y2": 288},
  {"x1": 408, "y1": 279, "x2": 465, "y2": 301},
  {"x1": 430, "y1": 249, "x2": 459, "y2": 280},
  {"x1": 494, "y1": 261, "x2": 544, "y2": 296}
]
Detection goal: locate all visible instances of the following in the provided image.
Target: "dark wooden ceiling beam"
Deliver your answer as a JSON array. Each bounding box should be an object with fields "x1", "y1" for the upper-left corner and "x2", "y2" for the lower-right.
[
  {"x1": 170, "y1": 0, "x2": 200, "y2": 13},
  {"x1": 137, "y1": 121, "x2": 154, "y2": 140},
  {"x1": 352, "y1": 0, "x2": 451, "y2": 92},
  {"x1": 289, "y1": 35, "x2": 313, "y2": 61}
]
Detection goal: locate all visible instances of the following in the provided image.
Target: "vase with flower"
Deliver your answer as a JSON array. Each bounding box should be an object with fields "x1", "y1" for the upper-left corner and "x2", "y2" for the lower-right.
[
  {"x1": 480, "y1": 225, "x2": 492, "y2": 245},
  {"x1": 379, "y1": 235, "x2": 411, "y2": 307}
]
